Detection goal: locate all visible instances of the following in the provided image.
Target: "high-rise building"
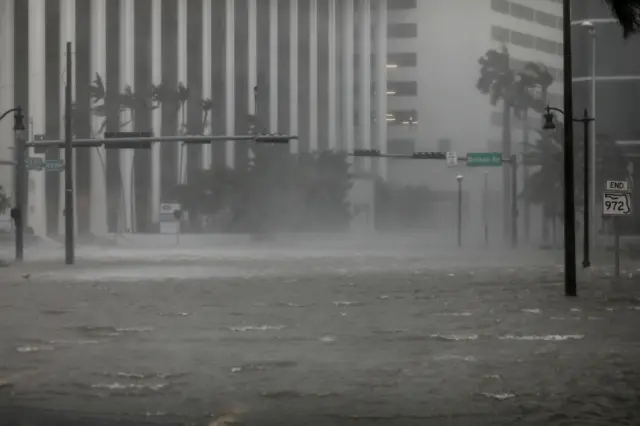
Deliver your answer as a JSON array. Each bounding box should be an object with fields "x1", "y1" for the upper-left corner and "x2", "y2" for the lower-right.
[{"x1": 0, "y1": 0, "x2": 389, "y2": 237}]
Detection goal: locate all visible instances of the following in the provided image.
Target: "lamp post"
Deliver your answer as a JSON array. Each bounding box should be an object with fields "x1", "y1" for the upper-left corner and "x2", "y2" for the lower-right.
[
  {"x1": 581, "y1": 21, "x2": 597, "y2": 257},
  {"x1": 0, "y1": 107, "x2": 26, "y2": 261},
  {"x1": 483, "y1": 171, "x2": 489, "y2": 247},
  {"x1": 561, "y1": 0, "x2": 577, "y2": 297},
  {"x1": 456, "y1": 174, "x2": 463, "y2": 248},
  {"x1": 543, "y1": 105, "x2": 594, "y2": 275}
]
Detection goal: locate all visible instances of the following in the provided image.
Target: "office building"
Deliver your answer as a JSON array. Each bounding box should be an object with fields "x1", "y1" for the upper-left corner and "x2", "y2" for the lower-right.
[{"x1": 0, "y1": 0, "x2": 389, "y2": 237}]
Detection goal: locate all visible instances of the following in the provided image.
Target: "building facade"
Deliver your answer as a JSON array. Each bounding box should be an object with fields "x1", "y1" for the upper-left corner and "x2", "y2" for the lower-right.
[
  {"x1": 0, "y1": 0, "x2": 390, "y2": 237},
  {"x1": 380, "y1": 0, "x2": 564, "y2": 238},
  {"x1": 571, "y1": 0, "x2": 640, "y2": 234}
]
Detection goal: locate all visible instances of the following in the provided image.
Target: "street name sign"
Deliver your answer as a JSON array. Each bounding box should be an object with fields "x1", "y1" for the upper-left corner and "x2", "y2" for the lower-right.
[
  {"x1": 45, "y1": 159, "x2": 65, "y2": 171},
  {"x1": 446, "y1": 152, "x2": 458, "y2": 167},
  {"x1": 605, "y1": 180, "x2": 630, "y2": 192},
  {"x1": 603, "y1": 192, "x2": 632, "y2": 216},
  {"x1": 466, "y1": 152, "x2": 502, "y2": 167},
  {"x1": 25, "y1": 157, "x2": 44, "y2": 171}
]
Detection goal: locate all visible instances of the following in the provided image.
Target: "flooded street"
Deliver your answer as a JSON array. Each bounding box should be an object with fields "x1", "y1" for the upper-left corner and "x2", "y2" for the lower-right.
[{"x1": 0, "y1": 243, "x2": 639, "y2": 425}]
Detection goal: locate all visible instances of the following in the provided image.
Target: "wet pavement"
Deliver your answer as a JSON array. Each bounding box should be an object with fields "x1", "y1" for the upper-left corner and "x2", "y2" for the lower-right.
[{"x1": 0, "y1": 243, "x2": 639, "y2": 425}]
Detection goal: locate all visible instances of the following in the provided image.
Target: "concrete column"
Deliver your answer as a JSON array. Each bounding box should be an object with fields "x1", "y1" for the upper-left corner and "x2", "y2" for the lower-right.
[
  {"x1": 374, "y1": 0, "x2": 388, "y2": 180},
  {"x1": 201, "y1": 0, "x2": 212, "y2": 170},
  {"x1": 358, "y1": 0, "x2": 372, "y2": 170},
  {"x1": 151, "y1": 0, "x2": 162, "y2": 221},
  {"x1": 58, "y1": 0, "x2": 77, "y2": 236},
  {"x1": 342, "y1": 0, "x2": 355, "y2": 154},
  {"x1": 177, "y1": 0, "x2": 187, "y2": 184},
  {"x1": 269, "y1": 0, "x2": 278, "y2": 132},
  {"x1": 289, "y1": 0, "x2": 299, "y2": 154},
  {"x1": 0, "y1": 0, "x2": 15, "y2": 198},
  {"x1": 89, "y1": 0, "x2": 108, "y2": 236},
  {"x1": 327, "y1": 0, "x2": 337, "y2": 150},
  {"x1": 309, "y1": 0, "x2": 318, "y2": 151},
  {"x1": 225, "y1": 0, "x2": 235, "y2": 168},
  {"x1": 119, "y1": 0, "x2": 135, "y2": 232},
  {"x1": 27, "y1": 0, "x2": 46, "y2": 237},
  {"x1": 248, "y1": 0, "x2": 257, "y2": 118}
]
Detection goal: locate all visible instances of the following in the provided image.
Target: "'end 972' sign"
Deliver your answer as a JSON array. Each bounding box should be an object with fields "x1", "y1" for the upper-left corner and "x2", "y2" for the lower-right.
[{"x1": 603, "y1": 192, "x2": 632, "y2": 216}]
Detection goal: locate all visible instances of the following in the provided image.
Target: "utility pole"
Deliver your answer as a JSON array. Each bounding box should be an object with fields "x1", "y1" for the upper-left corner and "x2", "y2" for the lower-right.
[
  {"x1": 562, "y1": 0, "x2": 577, "y2": 297},
  {"x1": 64, "y1": 42, "x2": 75, "y2": 265},
  {"x1": 14, "y1": 112, "x2": 26, "y2": 262},
  {"x1": 511, "y1": 154, "x2": 518, "y2": 249}
]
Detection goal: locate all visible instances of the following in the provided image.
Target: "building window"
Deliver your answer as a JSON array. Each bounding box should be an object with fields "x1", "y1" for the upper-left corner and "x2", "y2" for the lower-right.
[
  {"x1": 535, "y1": 37, "x2": 557, "y2": 55},
  {"x1": 535, "y1": 10, "x2": 559, "y2": 28},
  {"x1": 491, "y1": 0, "x2": 510, "y2": 14},
  {"x1": 510, "y1": 3, "x2": 535, "y2": 21},
  {"x1": 510, "y1": 30, "x2": 534, "y2": 48},
  {"x1": 387, "y1": 52, "x2": 417, "y2": 67},
  {"x1": 387, "y1": 0, "x2": 417, "y2": 10},
  {"x1": 387, "y1": 81, "x2": 418, "y2": 96},
  {"x1": 387, "y1": 139, "x2": 415, "y2": 155},
  {"x1": 491, "y1": 25, "x2": 510, "y2": 43},
  {"x1": 388, "y1": 109, "x2": 418, "y2": 126},
  {"x1": 388, "y1": 23, "x2": 417, "y2": 38}
]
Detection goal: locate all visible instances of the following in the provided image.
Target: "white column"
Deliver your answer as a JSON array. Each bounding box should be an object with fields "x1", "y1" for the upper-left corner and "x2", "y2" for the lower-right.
[
  {"x1": 248, "y1": 0, "x2": 257, "y2": 118},
  {"x1": 201, "y1": 0, "x2": 212, "y2": 170},
  {"x1": 342, "y1": 0, "x2": 355, "y2": 154},
  {"x1": 225, "y1": 0, "x2": 235, "y2": 168},
  {"x1": 358, "y1": 0, "x2": 372, "y2": 170},
  {"x1": 289, "y1": 0, "x2": 299, "y2": 154},
  {"x1": 327, "y1": 0, "x2": 337, "y2": 150},
  {"x1": 0, "y1": 0, "x2": 15, "y2": 198},
  {"x1": 28, "y1": 0, "x2": 46, "y2": 236},
  {"x1": 119, "y1": 0, "x2": 135, "y2": 232},
  {"x1": 375, "y1": 0, "x2": 388, "y2": 180},
  {"x1": 89, "y1": 0, "x2": 108, "y2": 235},
  {"x1": 151, "y1": 0, "x2": 163, "y2": 220},
  {"x1": 269, "y1": 0, "x2": 278, "y2": 132},
  {"x1": 309, "y1": 0, "x2": 318, "y2": 151},
  {"x1": 59, "y1": 0, "x2": 77, "y2": 236},
  {"x1": 177, "y1": 0, "x2": 188, "y2": 184}
]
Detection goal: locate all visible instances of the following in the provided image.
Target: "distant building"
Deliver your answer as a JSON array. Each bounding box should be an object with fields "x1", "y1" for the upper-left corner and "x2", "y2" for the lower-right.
[{"x1": 0, "y1": 0, "x2": 389, "y2": 237}]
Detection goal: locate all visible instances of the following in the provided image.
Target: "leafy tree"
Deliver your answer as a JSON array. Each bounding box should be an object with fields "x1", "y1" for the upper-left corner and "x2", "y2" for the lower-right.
[{"x1": 604, "y1": 0, "x2": 640, "y2": 37}]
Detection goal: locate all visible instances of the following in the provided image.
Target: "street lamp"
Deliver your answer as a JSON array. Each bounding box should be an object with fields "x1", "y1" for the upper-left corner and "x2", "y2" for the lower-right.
[
  {"x1": 581, "y1": 20, "x2": 597, "y2": 259},
  {"x1": 456, "y1": 174, "x2": 463, "y2": 248},
  {"x1": 0, "y1": 107, "x2": 26, "y2": 261},
  {"x1": 543, "y1": 105, "x2": 595, "y2": 272}
]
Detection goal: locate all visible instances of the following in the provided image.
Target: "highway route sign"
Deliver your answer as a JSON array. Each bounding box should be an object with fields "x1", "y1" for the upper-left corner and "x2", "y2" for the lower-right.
[
  {"x1": 446, "y1": 152, "x2": 458, "y2": 167},
  {"x1": 606, "y1": 180, "x2": 630, "y2": 192},
  {"x1": 603, "y1": 192, "x2": 632, "y2": 216}
]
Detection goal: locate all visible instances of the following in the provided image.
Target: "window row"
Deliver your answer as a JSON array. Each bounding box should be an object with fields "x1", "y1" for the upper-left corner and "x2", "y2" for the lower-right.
[
  {"x1": 491, "y1": 0, "x2": 562, "y2": 31},
  {"x1": 492, "y1": 25, "x2": 563, "y2": 57},
  {"x1": 354, "y1": 52, "x2": 418, "y2": 68}
]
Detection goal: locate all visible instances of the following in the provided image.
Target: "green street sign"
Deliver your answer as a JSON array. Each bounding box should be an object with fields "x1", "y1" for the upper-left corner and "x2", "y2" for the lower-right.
[
  {"x1": 25, "y1": 157, "x2": 44, "y2": 171},
  {"x1": 45, "y1": 159, "x2": 65, "y2": 171},
  {"x1": 466, "y1": 152, "x2": 502, "y2": 167}
]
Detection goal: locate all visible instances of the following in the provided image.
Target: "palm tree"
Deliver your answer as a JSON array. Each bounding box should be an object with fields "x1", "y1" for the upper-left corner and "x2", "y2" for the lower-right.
[
  {"x1": 176, "y1": 82, "x2": 190, "y2": 135},
  {"x1": 604, "y1": 0, "x2": 640, "y2": 38},
  {"x1": 201, "y1": 98, "x2": 214, "y2": 131}
]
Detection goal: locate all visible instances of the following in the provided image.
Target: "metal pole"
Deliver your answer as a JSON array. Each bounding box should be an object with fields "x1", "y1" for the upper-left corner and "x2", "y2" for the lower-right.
[
  {"x1": 523, "y1": 110, "x2": 530, "y2": 242},
  {"x1": 457, "y1": 176, "x2": 462, "y2": 248},
  {"x1": 614, "y1": 217, "x2": 620, "y2": 279},
  {"x1": 589, "y1": 26, "x2": 597, "y2": 256},
  {"x1": 64, "y1": 42, "x2": 74, "y2": 265},
  {"x1": 562, "y1": 0, "x2": 577, "y2": 297},
  {"x1": 483, "y1": 171, "x2": 489, "y2": 247},
  {"x1": 511, "y1": 154, "x2": 518, "y2": 249},
  {"x1": 14, "y1": 129, "x2": 25, "y2": 262},
  {"x1": 582, "y1": 110, "x2": 590, "y2": 268}
]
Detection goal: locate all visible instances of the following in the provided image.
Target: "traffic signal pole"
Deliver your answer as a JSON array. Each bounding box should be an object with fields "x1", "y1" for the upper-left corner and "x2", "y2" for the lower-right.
[{"x1": 64, "y1": 42, "x2": 74, "y2": 265}]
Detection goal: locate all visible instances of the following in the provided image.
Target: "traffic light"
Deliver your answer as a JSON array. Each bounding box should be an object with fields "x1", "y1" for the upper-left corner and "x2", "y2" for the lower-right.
[
  {"x1": 411, "y1": 152, "x2": 446, "y2": 160},
  {"x1": 352, "y1": 149, "x2": 381, "y2": 157}
]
